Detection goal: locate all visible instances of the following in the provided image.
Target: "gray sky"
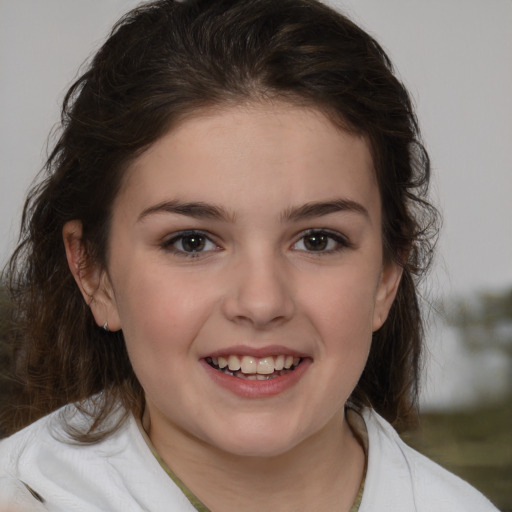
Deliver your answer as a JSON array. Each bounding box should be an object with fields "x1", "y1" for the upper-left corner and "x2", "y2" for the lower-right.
[{"x1": 1, "y1": 0, "x2": 511, "y2": 298}]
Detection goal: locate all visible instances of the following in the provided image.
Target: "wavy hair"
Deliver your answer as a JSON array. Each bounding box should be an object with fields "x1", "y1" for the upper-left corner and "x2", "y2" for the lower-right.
[{"x1": 1, "y1": 0, "x2": 439, "y2": 439}]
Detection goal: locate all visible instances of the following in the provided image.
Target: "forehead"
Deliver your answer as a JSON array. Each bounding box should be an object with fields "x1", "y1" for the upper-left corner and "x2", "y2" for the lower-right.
[{"x1": 116, "y1": 102, "x2": 378, "y2": 220}]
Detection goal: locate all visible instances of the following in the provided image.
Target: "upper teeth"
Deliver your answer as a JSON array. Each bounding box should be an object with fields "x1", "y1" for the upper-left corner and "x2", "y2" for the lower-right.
[{"x1": 210, "y1": 355, "x2": 300, "y2": 375}]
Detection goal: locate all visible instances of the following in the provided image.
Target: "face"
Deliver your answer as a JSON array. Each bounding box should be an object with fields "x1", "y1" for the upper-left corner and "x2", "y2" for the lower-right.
[{"x1": 76, "y1": 102, "x2": 401, "y2": 458}]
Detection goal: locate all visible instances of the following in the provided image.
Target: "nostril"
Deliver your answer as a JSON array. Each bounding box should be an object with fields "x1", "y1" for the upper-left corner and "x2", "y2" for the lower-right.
[{"x1": 219, "y1": 261, "x2": 296, "y2": 327}]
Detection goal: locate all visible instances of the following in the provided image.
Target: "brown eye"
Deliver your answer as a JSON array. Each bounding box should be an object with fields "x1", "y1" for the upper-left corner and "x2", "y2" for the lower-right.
[
  {"x1": 163, "y1": 230, "x2": 218, "y2": 256},
  {"x1": 303, "y1": 234, "x2": 329, "y2": 251},
  {"x1": 180, "y1": 234, "x2": 206, "y2": 252},
  {"x1": 292, "y1": 230, "x2": 349, "y2": 253}
]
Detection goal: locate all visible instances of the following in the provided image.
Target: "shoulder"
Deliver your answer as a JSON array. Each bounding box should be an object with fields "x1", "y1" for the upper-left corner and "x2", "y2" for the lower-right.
[
  {"x1": 0, "y1": 410, "x2": 51, "y2": 475},
  {"x1": 0, "y1": 403, "x2": 130, "y2": 509},
  {"x1": 0, "y1": 403, "x2": 114, "y2": 468},
  {"x1": 0, "y1": 408, "x2": 64, "y2": 509},
  {"x1": 359, "y1": 408, "x2": 499, "y2": 512},
  {"x1": 0, "y1": 401, "x2": 196, "y2": 511}
]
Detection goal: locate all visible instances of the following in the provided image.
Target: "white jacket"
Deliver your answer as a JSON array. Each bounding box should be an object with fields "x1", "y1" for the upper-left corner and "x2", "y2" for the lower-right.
[{"x1": 0, "y1": 404, "x2": 498, "y2": 511}]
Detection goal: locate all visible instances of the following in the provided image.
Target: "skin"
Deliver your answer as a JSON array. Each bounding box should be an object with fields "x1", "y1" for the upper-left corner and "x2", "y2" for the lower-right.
[{"x1": 64, "y1": 102, "x2": 402, "y2": 511}]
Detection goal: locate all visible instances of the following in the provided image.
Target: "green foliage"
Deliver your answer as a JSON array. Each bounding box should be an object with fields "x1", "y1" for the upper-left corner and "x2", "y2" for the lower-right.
[
  {"x1": 442, "y1": 287, "x2": 512, "y2": 357},
  {"x1": 416, "y1": 286, "x2": 512, "y2": 510},
  {"x1": 404, "y1": 395, "x2": 512, "y2": 511},
  {"x1": 444, "y1": 287, "x2": 512, "y2": 327}
]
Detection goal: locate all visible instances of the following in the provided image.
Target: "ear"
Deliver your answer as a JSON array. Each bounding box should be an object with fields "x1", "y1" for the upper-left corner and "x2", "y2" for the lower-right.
[
  {"x1": 372, "y1": 260, "x2": 403, "y2": 332},
  {"x1": 62, "y1": 220, "x2": 121, "y2": 331}
]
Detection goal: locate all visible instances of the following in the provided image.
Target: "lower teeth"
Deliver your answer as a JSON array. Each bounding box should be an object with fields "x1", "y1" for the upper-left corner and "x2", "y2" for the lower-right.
[
  {"x1": 236, "y1": 373, "x2": 275, "y2": 380},
  {"x1": 223, "y1": 368, "x2": 287, "y2": 380}
]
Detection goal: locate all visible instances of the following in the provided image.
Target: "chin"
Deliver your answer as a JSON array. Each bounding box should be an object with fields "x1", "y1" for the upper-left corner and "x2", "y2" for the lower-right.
[
  {"x1": 204, "y1": 420, "x2": 305, "y2": 459},
  {"x1": 216, "y1": 438, "x2": 297, "y2": 459}
]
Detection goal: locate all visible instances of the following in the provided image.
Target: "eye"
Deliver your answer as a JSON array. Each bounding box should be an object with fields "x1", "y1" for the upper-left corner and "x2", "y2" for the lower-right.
[
  {"x1": 163, "y1": 231, "x2": 219, "y2": 256},
  {"x1": 292, "y1": 230, "x2": 350, "y2": 253}
]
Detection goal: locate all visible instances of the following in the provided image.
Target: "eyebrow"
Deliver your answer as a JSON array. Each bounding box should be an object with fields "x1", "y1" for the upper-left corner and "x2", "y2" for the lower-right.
[
  {"x1": 138, "y1": 200, "x2": 235, "y2": 223},
  {"x1": 281, "y1": 199, "x2": 369, "y2": 223},
  {"x1": 137, "y1": 198, "x2": 369, "y2": 224}
]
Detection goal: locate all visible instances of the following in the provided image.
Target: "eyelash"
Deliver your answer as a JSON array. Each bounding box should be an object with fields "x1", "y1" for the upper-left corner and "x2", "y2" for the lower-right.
[
  {"x1": 161, "y1": 230, "x2": 220, "y2": 258},
  {"x1": 161, "y1": 229, "x2": 351, "y2": 258},
  {"x1": 292, "y1": 229, "x2": 352, "y2": 254}
]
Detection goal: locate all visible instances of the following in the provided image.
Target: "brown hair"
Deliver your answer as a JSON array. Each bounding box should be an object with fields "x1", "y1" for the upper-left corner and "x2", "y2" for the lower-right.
[{"x1": 1, "y1": 0, "x2": 438, "y2": 439}]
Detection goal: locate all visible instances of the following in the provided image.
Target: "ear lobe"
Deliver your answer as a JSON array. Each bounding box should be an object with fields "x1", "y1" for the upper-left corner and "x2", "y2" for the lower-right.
[
  {"x1": 372, "y1": 261, "x2": 403, "y2": 332},
  {"x1": 63, "y1": 220, "x2": 121, "y2": 331}
]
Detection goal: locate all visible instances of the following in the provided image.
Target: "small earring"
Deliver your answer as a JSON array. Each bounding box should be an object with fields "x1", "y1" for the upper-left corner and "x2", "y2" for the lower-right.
[{"x1": 103, "y1": 321, "x2": 109, "y2": 332}]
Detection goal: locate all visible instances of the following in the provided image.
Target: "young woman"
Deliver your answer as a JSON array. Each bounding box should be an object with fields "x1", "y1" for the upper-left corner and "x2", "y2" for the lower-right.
[{"x1": 0, "y1": 0, "x2": 498, "y2": 510}]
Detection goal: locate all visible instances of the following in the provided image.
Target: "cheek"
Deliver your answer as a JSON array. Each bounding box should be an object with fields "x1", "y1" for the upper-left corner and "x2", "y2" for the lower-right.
[
  {"x1": 301, "y1": 266, "x2": 379, "y2": 340},
  {"x1": 299, "y1": 264, "x2": 378, "y2": 402},
  {"x1": 113, "y1": 267, "x2": 215, "y2": 361}
]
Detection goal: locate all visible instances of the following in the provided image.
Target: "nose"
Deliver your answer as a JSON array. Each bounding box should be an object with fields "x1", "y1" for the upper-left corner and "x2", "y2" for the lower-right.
[{"x1": 221, "y1": 252, "x2": 295, "y2": 329}]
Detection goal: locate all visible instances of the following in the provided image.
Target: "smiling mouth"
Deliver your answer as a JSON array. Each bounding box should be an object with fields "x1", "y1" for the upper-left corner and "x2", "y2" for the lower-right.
[{"x1": 205, "y1": 355, "x2": 302, "y2": 381}]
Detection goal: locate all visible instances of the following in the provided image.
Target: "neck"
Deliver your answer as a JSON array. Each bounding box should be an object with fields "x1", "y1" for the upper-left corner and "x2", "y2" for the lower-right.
[{"x1": 145, "y1": 410, "x2": 365, "y2": 512}]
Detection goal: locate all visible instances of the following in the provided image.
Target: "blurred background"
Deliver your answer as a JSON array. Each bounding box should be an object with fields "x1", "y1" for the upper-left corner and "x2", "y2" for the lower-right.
[{"x1": 1, "y1": 0, "x2": 511, "y2": 509}]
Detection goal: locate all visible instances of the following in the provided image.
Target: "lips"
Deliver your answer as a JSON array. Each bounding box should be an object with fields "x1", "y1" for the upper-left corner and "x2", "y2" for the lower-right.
[
  {"x1": 206, "y1": 354, "x2": 302, "y2": 380},
  {"x1": 202, "y1": 348, "x2": 311, "y2": 398}
]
